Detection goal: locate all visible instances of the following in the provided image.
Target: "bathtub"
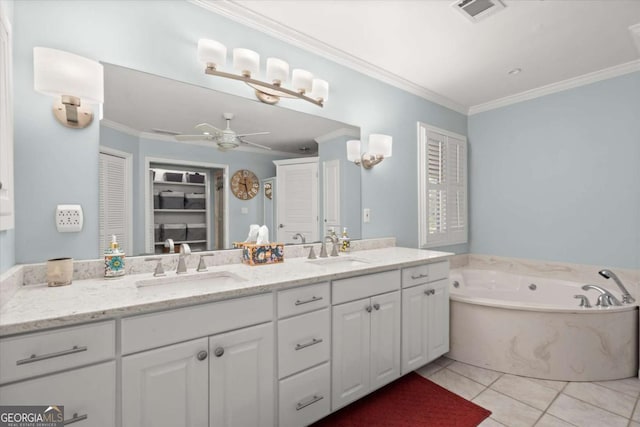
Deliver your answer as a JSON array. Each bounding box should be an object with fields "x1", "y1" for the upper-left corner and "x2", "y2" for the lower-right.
[{"x1": 448, "y1": 268, "x2": 638, "y2": 381}]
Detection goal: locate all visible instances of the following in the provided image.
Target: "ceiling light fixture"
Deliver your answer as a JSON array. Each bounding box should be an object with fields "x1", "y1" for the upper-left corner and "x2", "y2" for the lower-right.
[{"x1": 197, "y1": 39, "x2": 328, "y2": 107}]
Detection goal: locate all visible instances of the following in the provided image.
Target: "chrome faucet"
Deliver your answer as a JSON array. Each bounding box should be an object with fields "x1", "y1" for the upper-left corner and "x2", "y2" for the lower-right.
[
  {"x1": 581, "y1": 284, "x2": 622, "y2": 307},
  {"x1": 319, "y1": 235, "x2": 339, "y2": 258},
  {"x1": 599, "y1": 269, "x2": 635, "y2": 304},
  {"x1": 176, "y1": 243, "x2": 191, "y2": 274},
  {"x1": 292, "y1": 233, "x2": 306, "y2": 244}
]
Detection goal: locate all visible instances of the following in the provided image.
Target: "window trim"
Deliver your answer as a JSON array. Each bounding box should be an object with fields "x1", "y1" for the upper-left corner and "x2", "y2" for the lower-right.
[{"x1": 417, "y1": 122, "x2": 468, "y2": 248}]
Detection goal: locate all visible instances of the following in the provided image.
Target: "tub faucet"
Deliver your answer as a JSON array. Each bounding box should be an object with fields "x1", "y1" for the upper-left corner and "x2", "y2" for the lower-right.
[
  {"x1": 581, "y1": 284, "x2": 622, "y2": 307},
  {"x1": 599, "y1": 269, "x2": 635, "y2": 304},
  {"x1": 176, "y1": 243, "x2": 191, "y2": 274}
]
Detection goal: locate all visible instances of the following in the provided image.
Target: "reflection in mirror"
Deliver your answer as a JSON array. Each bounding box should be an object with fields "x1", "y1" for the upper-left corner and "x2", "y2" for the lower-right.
[{"x1": 99, "y1": 64, "x2": 361, "y2": 256}]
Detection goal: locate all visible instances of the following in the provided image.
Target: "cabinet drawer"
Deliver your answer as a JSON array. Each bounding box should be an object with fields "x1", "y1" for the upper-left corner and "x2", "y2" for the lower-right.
[
  {"x1": 277, "y1": 282, "x2": 329, "y2": 319},
  {"x1": 278, "y1": 309, "x2": 330, "y2": 379},
  {"x1": 0, "y1": 321, "x2": 115, "y2": 384},
  {"x1": 332, "y1": 270, "x2": 400, "y2": 305},
  {"x1": 279, "y1": 362, "x2": 330, "y2": 427},
  {"x1": 0, "y1": 361, "x2": 116, "y2": 427},
  {"x1": 122, "y1": 293, "x2": 272, "y2": 354},
  {"x1": 402, "y1": 261, "x2": 449, "y2": 288}
]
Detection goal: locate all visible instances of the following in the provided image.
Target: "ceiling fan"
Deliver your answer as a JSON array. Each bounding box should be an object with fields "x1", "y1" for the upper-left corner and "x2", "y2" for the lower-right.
[{"x1": 175, "y1": 113, "x2": 271, "y2": 151}]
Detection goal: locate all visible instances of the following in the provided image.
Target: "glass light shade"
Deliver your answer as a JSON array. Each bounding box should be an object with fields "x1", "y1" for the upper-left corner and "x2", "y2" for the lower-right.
[
  {"x1": 369, "y1": 134, "x2": 392, "y2": 158},
  {"x1": 197, "y1": 39, "x2": 227, "y2": 68},
  {"x1": 33, "y1": 47, "x2": 103, "y2": 104},
  {"x1": 346, "y1": 140, "x2": 361, "y2": 162},
  {"x1": 233, "y1": 48, "x2": 259, "y2": 77},
  {"x1": 291, "y1": 69, "x2": 313, "y2": 94},
  {"x1": 266, "y1": 58, "x2": 289, "y2": 85},
  {"x1": 311, "y1": 79, "x2": 329, "y2": 102}
]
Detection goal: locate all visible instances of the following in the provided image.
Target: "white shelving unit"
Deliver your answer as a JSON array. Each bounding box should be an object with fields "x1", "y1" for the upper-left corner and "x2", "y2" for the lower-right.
[{"x1": 153, "y1": 168, "x2": 210, "y2": 254}]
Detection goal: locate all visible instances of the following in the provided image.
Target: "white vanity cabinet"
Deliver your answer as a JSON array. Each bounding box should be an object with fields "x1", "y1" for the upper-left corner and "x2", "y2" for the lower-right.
[
  {"x1": 401, "y1": 261, "x2": 450, "y2": 374},
  {"x1": 121, "y1": 294, "x2": 274, "y2": 427},
  {"x1": 331, "y1": 270, "x2": 401, "y2": 410},
  {"x1": 0, "y1": 321, "x2": 116, "y2": 426},
  {"x1": 277, "y1": 283, "x2": 331, "y2": 427}
]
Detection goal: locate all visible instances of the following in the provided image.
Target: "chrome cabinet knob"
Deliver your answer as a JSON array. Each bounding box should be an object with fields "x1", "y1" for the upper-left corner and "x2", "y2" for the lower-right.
[
  {"x1": 197, "y1": 350, "x2": 208, "y2": 361},
  {"x1": 214, "y1": 347, "x2": 224, "y2": 357},
  {"x1": 373, "y1": 303, "x2": 380, "y2": 310},
  {"x1": 365, "y1": 305, "x2": 372, "y2": 313}
]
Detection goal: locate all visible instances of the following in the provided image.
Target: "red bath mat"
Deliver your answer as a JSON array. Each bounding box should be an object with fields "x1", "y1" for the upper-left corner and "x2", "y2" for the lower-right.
[{"x1": 312, "y1": 372, "x2": 491, "y2": 427}]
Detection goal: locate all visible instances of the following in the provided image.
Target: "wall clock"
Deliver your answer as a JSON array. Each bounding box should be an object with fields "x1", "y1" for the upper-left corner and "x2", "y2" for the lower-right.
[{"x1": 231, "y1": 169, "x2": 260, "y2": 200}]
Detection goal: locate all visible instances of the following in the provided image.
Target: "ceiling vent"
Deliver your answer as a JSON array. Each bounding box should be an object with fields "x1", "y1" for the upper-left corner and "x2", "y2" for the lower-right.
[{"x1": 452, "y1": 0, "x2": 506, "y2": 23}]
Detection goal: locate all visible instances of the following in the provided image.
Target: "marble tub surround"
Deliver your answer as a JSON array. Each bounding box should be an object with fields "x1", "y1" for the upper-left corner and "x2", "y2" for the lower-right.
[
  {"x1": 16, "y1": 237, "x2": 397, "y2": 286},
  {"x1": 0, "y1": 245, "x2": 448, "y2": 336},
  {"x1": 457, "y1": 254, "x2": 639, "y2": 299}
]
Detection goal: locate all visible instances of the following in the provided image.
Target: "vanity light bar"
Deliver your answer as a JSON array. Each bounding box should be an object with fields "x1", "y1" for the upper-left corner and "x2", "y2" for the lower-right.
[{"x1": 197, "y1": 39, "x2": 328, "y2": 107}]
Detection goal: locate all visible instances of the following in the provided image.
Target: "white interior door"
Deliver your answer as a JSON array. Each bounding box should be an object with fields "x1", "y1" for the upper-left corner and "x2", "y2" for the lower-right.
[
  {"x1": 276, "y1": 161, "x2": 318, "y2": 243},
  {"x1": 322, "y1": 159, "x2": 340, "y2": 236}
]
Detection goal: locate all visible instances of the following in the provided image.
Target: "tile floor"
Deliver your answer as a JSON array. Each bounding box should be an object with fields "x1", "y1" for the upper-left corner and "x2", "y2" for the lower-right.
[{"x1": 416, "y1": 357, "x2": 640, "y2": 427}]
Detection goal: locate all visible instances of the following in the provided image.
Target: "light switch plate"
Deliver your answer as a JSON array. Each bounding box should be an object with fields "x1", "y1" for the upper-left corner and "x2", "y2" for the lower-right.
[
  {"x1": 56, "y1": 204, "x2": 84, "y2": 232},
  {"x1": 363, "y1": 208, "x2": 371, "y2": 223}
]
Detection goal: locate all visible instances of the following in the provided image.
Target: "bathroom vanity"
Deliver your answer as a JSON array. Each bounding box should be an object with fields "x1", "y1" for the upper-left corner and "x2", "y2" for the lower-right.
[{"x1": 0, "y1": 245, "x2": 451, "y2": 427}]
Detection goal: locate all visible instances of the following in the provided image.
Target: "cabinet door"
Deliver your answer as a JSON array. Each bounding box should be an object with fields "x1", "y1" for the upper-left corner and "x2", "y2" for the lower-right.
[
  {"x1": 210, "y1": 322, "x2": 274, "y2": 427},
  {"x1": 370, "y1": 291, "x2": 401, "y2": 390},
  {"x1": 332, "y1": 298, "x2": 371, "y2": 410},
  {"x1": 0, "y1": 362, "x2": 115, "y2": 427},
  {"x1": 401, "y1": 283, "x2": 429, "y2": 374},
  {"x1": 121, "y1": 338, "x2": 209, "y2": 427},
  {"x1": 427, "y1": 279, "x2": 450, "y2": 361}
]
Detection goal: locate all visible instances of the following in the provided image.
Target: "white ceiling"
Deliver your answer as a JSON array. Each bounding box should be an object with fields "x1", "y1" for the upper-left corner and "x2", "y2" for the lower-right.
[
  {"x1": 102, "y1": 64, "x2": 358, "y2": 154},
  {"x1": 208, "y1": 0, "x2": 640, "y2": 112}
]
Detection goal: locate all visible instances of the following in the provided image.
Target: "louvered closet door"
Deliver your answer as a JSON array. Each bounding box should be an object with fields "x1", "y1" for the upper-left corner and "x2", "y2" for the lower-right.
[{"x1": 99, "y1": 152, "x2": 129, "y2": 253}]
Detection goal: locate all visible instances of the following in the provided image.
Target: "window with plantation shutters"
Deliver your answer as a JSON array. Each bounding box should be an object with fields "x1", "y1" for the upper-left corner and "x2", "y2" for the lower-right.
[{"x1": 418, "y1": 123, "x2": 467, "y2": 248}]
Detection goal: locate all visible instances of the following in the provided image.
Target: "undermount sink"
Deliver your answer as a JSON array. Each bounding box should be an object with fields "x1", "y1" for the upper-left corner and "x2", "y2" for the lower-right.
[
  {"x1": 306, "y1": 256, "x2": 370, "y2": 267},
  {"x1": 135, "y1": 270, "x2": 246, "y2": 288}
]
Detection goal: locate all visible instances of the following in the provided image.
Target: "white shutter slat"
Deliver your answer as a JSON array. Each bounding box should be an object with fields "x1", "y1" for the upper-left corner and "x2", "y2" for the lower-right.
[{"x1": 99, "y1": 152, "x2": 129, "y2": 253}]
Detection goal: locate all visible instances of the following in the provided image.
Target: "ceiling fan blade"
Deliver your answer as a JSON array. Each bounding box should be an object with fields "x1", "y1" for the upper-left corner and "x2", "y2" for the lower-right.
[
  {"x1": 240, "y1": 138, "x2": 272, "y2": 150},
  {"x1": 175, "y1": 134, "x2": 211, "y2": 141},
  {"x1": 235, "y1": 131, "x2": 270, "y2": 138},
  {"x1": 195, "y1": 123, "x2": 223, "y2": 134}
]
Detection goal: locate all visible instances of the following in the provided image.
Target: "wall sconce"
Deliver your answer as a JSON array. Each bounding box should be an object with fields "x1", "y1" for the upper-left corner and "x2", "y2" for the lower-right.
[
  {"x1": 33, "y1": 47, "x2": 104, "y2": 129},
  {"x1": 197, "y1": 38, "x2": 328, "y2": 107},
  {"x1": 347, "y1": 134, "x2": 393, "y2": 169}
]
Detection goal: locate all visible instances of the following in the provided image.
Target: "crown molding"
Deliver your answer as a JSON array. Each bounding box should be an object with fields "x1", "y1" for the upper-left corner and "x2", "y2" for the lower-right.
[
  {"x1": 191, "y1": 0, "x2": 468, "y2": 115},
  {"x1": 100, "y1": 119, "x2": 141, "y2": 138},
  {"x1": 315, "y1": 127, "x2": 361, "y2": 144},
  {"x1": 469, "y1": 60, "x2": 640, "y2": 115}
]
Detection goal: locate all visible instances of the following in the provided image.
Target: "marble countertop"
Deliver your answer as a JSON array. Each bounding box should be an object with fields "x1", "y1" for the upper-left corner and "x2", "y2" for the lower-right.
[{"x1": 0, "y1": 247, "x2": 451, "y2": 336}]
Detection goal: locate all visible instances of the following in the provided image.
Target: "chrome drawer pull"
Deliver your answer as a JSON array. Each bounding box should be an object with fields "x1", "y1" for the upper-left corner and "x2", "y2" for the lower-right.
[
  {"x1": 411, "y1": 273, "x2": 429, "y2": 280},
  {"x1": 296, "y1": 394, "x2": 324, "y2": 411},
  {"x1": 64, "y1": 413, "x2": 88, "y2": 425},
  {"x1": 295, "y1": 338, "x2": 323, "y2": 351},
  {"x1": 295, "y1": 296, "x2": 323, "y2": 306},
  {"x1": 16, "y1": 345, "x2": 88, "y2": 366}
]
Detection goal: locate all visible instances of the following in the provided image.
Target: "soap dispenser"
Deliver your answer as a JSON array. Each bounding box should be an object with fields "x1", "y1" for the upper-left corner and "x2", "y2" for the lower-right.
[
  {"x1": 104, "y1": 235, "x2": 126, "y2": 279},
  {"x1": 340, "y1": 227, "x2": 351, "y2": 253}
]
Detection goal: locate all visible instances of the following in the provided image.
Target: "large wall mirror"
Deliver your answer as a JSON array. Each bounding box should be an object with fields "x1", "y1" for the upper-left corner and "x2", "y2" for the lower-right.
[{"x1": 99, "y1": 64, "x2": 361, "y2": 256}]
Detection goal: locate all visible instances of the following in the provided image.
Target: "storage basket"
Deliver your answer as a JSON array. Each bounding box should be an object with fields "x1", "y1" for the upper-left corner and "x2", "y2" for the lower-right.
[
  {"x1": 164, "y1": 172, "x2": 183, "y2": 182},
  {"x1": 186, "y1": 223, "x2": 207, "y2": 241},
  {"x1": 154, "y1": 224, "x2": 162, "y2": 242},
  {"x1": 159, "y1": 191, "x2": 184, "y2": 209},
  {"x1": 185, "y1": 193, "x2": 205, "y2": 210},
  {"x1": 161, "y1": 224, "x2": 186, "y2": 241},
  {"x1": 186, "y1": 173, "x2": 205, "y2": 183},
  {"x1": 153, "y1": 191, "x2": 160, "y2": 209}
]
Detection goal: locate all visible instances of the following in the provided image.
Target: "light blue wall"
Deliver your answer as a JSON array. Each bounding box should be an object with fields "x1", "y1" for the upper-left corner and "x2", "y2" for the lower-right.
[
  {"x1": 0, "y1": 0, "x2": 14, "y2": 273},
  {"x1": 11, "y1": 0, "x2": 467, "y2": 265},
  {"x1": 468, "y1": 72, "x2": 640, "y2": 269}
]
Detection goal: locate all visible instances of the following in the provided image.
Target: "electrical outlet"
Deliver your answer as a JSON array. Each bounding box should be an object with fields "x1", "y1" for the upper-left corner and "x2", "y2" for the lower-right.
[
  {"x1": 56, "y1": 204, "x2": 84, "y2": 232},
  {"x1": 363, "y1": 208, "x2": 371, "y2": 223}
]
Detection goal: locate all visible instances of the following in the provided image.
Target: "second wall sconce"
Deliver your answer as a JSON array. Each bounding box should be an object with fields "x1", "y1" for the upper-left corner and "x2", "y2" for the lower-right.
[
  {"x1": 347, "y1": 134, "x2": 393, "y2": 169},
  {"x1": 33, "y1": 47, "x2": 104, "y2": 129},
  {"x1": 197, "y1": 38, "x2": 328, "y2": 107}
]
